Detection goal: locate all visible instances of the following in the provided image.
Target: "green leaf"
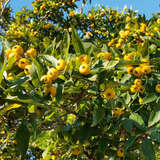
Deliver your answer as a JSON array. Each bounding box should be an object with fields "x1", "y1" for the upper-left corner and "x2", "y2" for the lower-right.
[
  {"x1": 32, "y1": 58, "x2": 45, "y2": 79},
  {"x1": 124, "y1": 136, "x2": 136, "y2": 152},
  {"x1": 56, "y1": 84, "x2": 63, "y2": 102},
  {"x1": 91, "y1": 107, "x2": 105, "y2": 127},
  {"x1": 121, "y1": 118, "x2": 133, "y2": 132},
  {"x1": 141, "y1": 138, "x2": 155, "y2": 160},
  {"x1": 103, "y1": 60, "x2": 119, "y2": 70},
  {"x1": 43, "y1": 55, "x2": 57, "y2": 67},
  {"x1": 129, "y1": 113, "x2": 145, "y2": 127},
  {"x1": 150, "y1": 129, "x2": 160, "y2": 142},
  {"x1": 148, "y1": 109, "x2": 160, "y2": 127},
  {"x1": 15, "y1": 122, "x2": 30, "y2": 159},
  {"x1": 63, "y1": 30, "x2": 70, "y2": 59},
  {"x1": 0, "y1": 60, "x2": 6, "y2": 85},
  {"x1": 30, "y1": 63, "x2": 41, "y2": 87},
  {"x1": 142, "y1": 94, "x2": 157, "y2": 104},
  {"x1": 72, "y1": 27, "x2": 85, "y2": 56}
]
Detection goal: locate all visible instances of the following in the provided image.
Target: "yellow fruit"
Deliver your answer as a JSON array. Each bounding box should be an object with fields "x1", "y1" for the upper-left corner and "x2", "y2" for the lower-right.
[
  {"x1": 79, "y1": 63, "x2": 90, "y2": 75},
  {"x1": 24, "y1": 65, "x2": 32, "y2": 75},
  {"x1": 97, "y1": 52, "x2": 111, "y2": 60},
  {"x1": 104, "y1": 88, "x2": 115, "y2": 99},
  {"x1": 113, "y1": 107, "x2": 123, "y2": 116},
  {"x1": 124, "y1": 53, "x2": 133, "y2": 61},
  {"x1": 133, "y1": 67, "x2": 142, "y2": 77},
  {"x1": 126, "y1": 16, "x2": 131, "y2": 22},
  {"x1": 50, "y1": 155, "x2": 56, "y2": 160},
  {"x1": 127, "y1": 66, "x2": 134, "y2": 74},
  {"x1": 41, "y1": 75, "x2": 52, "y2": 84},
  {"x1": 134, "y1": 79, "x2": 142, "y2": 86},
  {"x1": 47, "y1": 68, "x2": 59, "y2": 80},
  {"x1": 155, "y1": 84, "x2": 160, "y2": 93},
  {"x1": 141, "y1": 65, "x2": 151, "y2": 74},
  {"x1": 18, "y1": 58, "x2": 29, "y2": 69},
  {"x1": 6, "y1": 49, "x2": 12, "y2": 58},
  {"x1": 78, "y1": 54, "x2": 90, "y2": 64},
  {"x1": 69, "y1": 10, "x2": 75, "y2": 16},
  {"x1": 49, "y1": 86, "x2": 57, "y2": 97},
  {"x1": 130, "y1": 85, "x2": 138, "y2": 93},
  {"x1": 12, "y1": 45, "x2": 24, "y2": 55},
  {"x1": 44, "y1": 23, "x2": 52, "y2": 29},
  {"x1": 72, "y1": 148, "x2": 80, "y2": 155},
  {"x1": 138, "y1": 85, "x2": 145, "y2": 93},
  {"x1": 157, "y1": 18, "x2": 160, "y2": 24},
  {"x1": 6, "y1": 73, "x2": 14, "y2": 81},
  {"x1": 8, "y1": 52, "x2": 20, "y2": 61},
  {"x1": 56, "y1": 59, "x2": 66, "y2": 71},
  {"x1": 26, "y1": 48, "x2": 37, "y2": 58},
  {"x1": 117, "y1": 148, "x2": 123, "y2": 158}
]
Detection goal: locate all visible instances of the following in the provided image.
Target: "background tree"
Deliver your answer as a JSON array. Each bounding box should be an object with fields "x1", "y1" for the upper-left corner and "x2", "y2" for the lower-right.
[{"x1": 0, "y1": 0, "x2": 160, "y2": 160}]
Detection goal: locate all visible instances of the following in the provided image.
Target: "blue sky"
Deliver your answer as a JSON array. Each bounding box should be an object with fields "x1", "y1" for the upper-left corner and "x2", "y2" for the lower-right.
[{"x1": 10, "y1": 0, "x2": 160, "y2": 18}]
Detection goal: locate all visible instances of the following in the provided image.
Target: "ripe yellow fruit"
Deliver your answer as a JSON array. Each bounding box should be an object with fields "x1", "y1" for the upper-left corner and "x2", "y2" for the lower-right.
[
  {"x1": 124, "y1": 53, "x2": 133, "y2": 61},
  {"x1": 56, "y1": 59, "x2": 66, "y2": 71},
  {"x1": 49, "y1": 86, "x2": 57, "y2": 97},
  {"x1": 18, "y1": 58, "x2": 29, "y2": 69},
  {"x1": 26, "y1": 48, "x2": 37, "y2": 58},
  {"x1": 12, "y1": 45, "x2": 24, "y2": 55},
  {"x1": 6, "y1": 49, "x2": 12, "y2": 58},
  {"x1": 133, "y1": 67, "x2": 142, "y2": 77},
  {"x1": 24, "y1": 65, "x2": 32, "y2": 75},
  {"x1": 47, "y1": 68, "x2": 59, "y2": 80},
  {"x1": 138, "y1": 85, "x2": 145, "y2": 93},
  {"x1": 155, "y1": 84, "x2": 160, "y2": 93},
  {"x1": 130, "y1": 85, "x2": 138, "y2": 93},
  {"x1": 127, "y1": 66, "x2": 134, "y2": 74},
  {"x1": 41, "y1": 75, "x2": 52, "y2": 84},
  {"x1": 134, "y1": 79, "x2": 142, "y2": 86},
  {"x1": 117, "y1": 148, "x2": 123, "y2": 158},
  {"x1": 126, "y1": 16, "x2": 131, "y2": 22},
  {"x1": 69, "y1": 10, "x2": 75, "y2": 16},
  {"x1": 78, "y1": 54, "x2": 90, "y2": 64},
  {"x1": 6, "y1": 73, "x2": 14, "y2": 81},
  {"x1": 97, "y1": 52, "x2": 111, "y2": 60},
  {"x1": 103, "y1": 88, "x2": 115, "y2": 99},
  {"x1": 139, "y1": 97, "x2": 143, "y2": 104},
  {"x1": 8, "y1": 52, "x2": 20, "y2": 61},
  {"x1": 113, "y1": 107, "x2": 123, "y2": 116},
  {"x1": 141, "y1": 65, "x2": 151, "y2": 74},
  {"x1": 72, "y1": 148, "x2": 80, "y2": 155},
  {"x1": 79, "y1": 63, "x2": 90, "y2": 75},
  {"x1": 157, "y1": 18, "x2": 160, "y2": 24}
]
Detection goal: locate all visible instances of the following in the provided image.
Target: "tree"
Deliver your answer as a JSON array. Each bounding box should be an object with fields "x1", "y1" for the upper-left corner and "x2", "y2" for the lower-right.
[{"x1": 0, "y1": 0, "x2": 160, "y2": 159}]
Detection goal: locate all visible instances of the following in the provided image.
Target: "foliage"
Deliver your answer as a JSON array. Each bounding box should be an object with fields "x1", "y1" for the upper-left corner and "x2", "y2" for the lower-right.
[{"x1": 1, "y1": 0, "x2": 160, "y2": 160}]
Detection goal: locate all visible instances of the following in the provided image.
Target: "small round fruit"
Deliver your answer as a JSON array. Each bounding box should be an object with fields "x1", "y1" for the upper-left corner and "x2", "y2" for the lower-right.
[
  {"x1": 130, "y1": 85, "x2": 138, "y2": 93},
  {"x1": 117, "y1": 148, "x2": 123, "y2": 158},
  {"x1": 78, "y1": 54, "x2": 90, "y2": 64},
  {"x1": 49, "y1": 86, "x2": 57, "y2": 97},
  {"x1": 142, "y1": 65, "x2": 151, "y2": 74},
  {"x1": 41, "y1": 75, "x2": 52, "y2": 84},
  {"x1": 56, "y1": 59, "x2": 66, "y2": 71},
  {"x1": 103, "y1": 88, "x2": 115, "y2": 99},
  {"x1": 133, "y1": 67, "x2": 142, "y2": 77},
  {"x1": 134, "y1": 79, "x2": 142, "y2": 86},
  {"x1": 18, "y1": 58, "x2": 29, "y2": 69},
  {"x1": 79, "y1": 63, "x2": 90, "y2": 75},
  {"x1": 26, "y1": 48, "x2": 37, "y2": 58},
  {"x1": 8, "y1": 52, "x2": 20, "y2": 61},
  {"x1": 6, "y1": 49, "x2": 12, "y2": 58},
  {"x1": 12, "y1": 45, "x2": 24, "y2": 55},
  {"x1": 47, "y1": 68, "x2": 59, "y2": 80},
  {"x1": 127, "y1": 66, "x2": 134, "y2": 74},
  {"x1": 72, "y1": 148, "x2": 80, "y2": 156},
  {"x1": 155, "y1": 84, "x2": 160, "y2": 93},
  {"x1": 24, "y1": 65, "x2": 31, "y2": 75}
]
